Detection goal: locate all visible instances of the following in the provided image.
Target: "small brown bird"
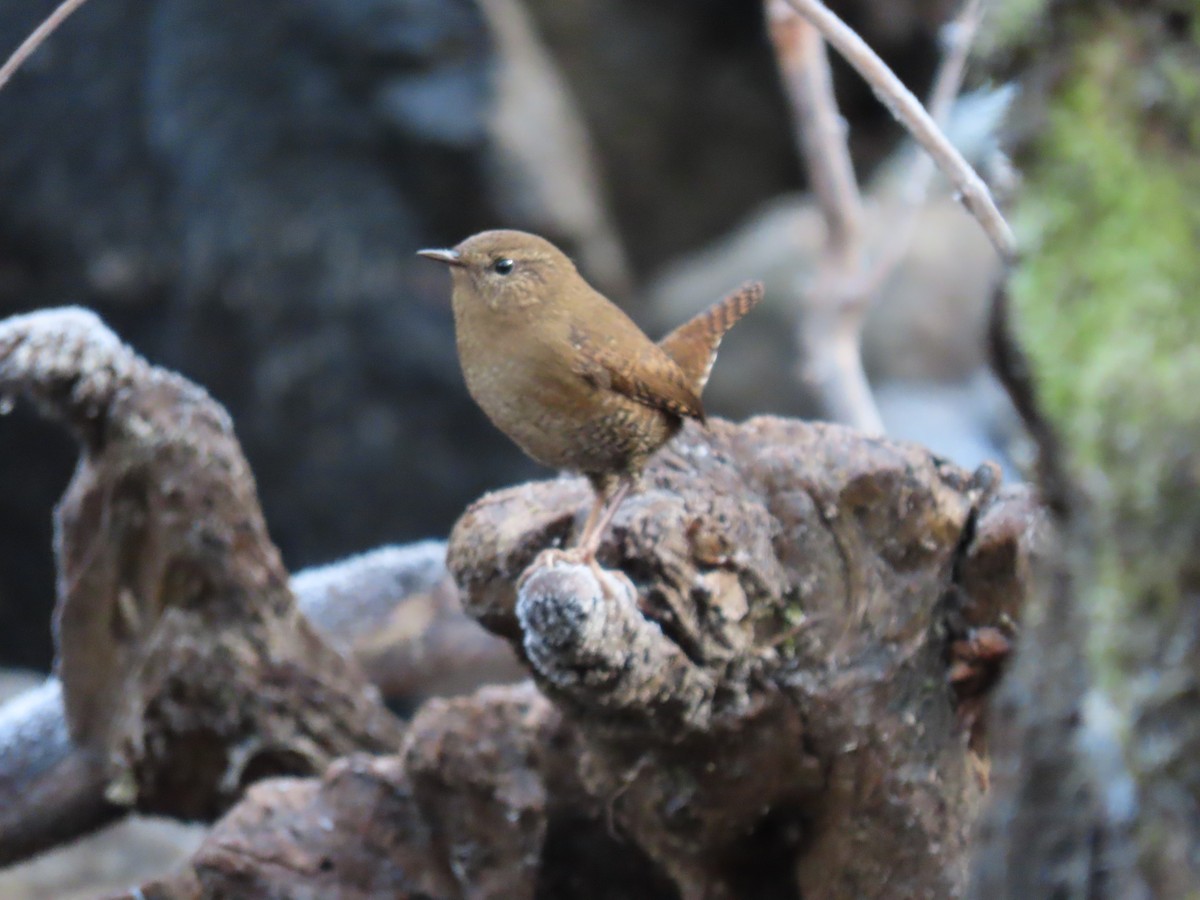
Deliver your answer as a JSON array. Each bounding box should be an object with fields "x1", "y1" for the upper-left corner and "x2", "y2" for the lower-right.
[{"x1": 420, "y1": 230, "x2": 761, "y2": 561}]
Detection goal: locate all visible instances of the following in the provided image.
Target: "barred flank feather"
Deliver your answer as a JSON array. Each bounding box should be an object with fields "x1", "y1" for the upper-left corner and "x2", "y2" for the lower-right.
[{"x1": 657, "y1": 281, "x2": 764, "y2": 396}]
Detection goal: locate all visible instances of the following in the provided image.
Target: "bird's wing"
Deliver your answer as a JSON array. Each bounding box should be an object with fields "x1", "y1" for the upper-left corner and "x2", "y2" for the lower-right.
[{"x1": 569, "y1": 322, "x2": 706, "y2": 422}]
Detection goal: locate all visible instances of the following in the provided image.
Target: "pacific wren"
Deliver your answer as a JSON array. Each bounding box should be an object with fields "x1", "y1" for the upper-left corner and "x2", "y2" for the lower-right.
[{"x1": 419, "y1": 229, "x2": 761, "y2": 559}]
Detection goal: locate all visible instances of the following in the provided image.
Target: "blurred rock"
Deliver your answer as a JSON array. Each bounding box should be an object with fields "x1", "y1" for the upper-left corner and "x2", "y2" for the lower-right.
[
  {"x1": 645, "y1": 194, "x2": 999, "y2": 398},
  {"x1": 876, "y1": 374, "x2": 1021, "y2": 482},
  {"x1": 519, "y1": 0, "x2": 960, "y2": 275},
  {"x1": 860, "y1": 200, "x2": 999, "y2": 383}
]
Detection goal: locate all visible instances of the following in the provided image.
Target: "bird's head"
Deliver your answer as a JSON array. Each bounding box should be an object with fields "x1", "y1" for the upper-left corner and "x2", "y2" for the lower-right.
[{"x1": 418, "y1": 229, "x2": 576, "y2": 312}]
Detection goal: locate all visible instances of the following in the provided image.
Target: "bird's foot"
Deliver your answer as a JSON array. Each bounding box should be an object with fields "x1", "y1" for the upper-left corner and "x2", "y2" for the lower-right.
[
  {"x1": 528, "y1": 545, "x2": 594, "y2": 569},
  {"x1": 519, "y1": 546, "x2": 633, "y2": 602},
  {"x1": 520, "y1": 545, "x2": 603, "y2": 585}
]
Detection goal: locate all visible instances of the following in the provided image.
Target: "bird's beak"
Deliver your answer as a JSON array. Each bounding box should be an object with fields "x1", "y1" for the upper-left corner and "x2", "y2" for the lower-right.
[{"x1": 417, "y1": 248, "x2": 465, "y2": 267}]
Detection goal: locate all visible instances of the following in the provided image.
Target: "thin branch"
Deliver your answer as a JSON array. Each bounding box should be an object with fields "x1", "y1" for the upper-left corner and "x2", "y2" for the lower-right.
[
  {"x1": 987, "y1": 281, "x2": 1071, "y2": 521},
  {"x1": 767, "y1": 0, "x2": 882, "y2": 434},
  {"x1": 862, "y1": 0, "x2": 987, "y2": 296},
  {"x1": 768, "y1": 3, "x2": 864, "y2": 261},
  {"x1": 0, "y1": 0, "x2": 92, "y2": 93},
  {"x1": 925, "y1": 0, "x2": 986, "y2": 133},
  {"x1": 783, "y1": 0, "x2": 1017, "y2": 264}
]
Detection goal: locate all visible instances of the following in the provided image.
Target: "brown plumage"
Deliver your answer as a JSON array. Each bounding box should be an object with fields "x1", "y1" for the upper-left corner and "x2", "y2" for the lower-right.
[
  {"x1": 419, "y1": 229, "x2": 762, "y2": 558},
  {"x1": 658, "y1": 281, "x2": 764, "y2": 397}
]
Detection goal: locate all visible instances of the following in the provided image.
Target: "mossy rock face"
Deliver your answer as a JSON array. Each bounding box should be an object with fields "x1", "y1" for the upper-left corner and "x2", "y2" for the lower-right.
[
  {"x1": 1014, "y1": 7, "x2": 1200, "y2": 599},
  {"x1": 997, "y1": 1, "x2": 1200, "y2": 878}
]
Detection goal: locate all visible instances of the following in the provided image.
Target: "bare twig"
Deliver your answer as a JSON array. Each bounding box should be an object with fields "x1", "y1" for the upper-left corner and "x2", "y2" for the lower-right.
[
  {"x1": 987, "y1": 282, "x2": 1071, "y2": 520},
  {"x1": 768, "y1": 5, "x2": 864, "y2": 261},
  {"x1": 862, "y1": 0, "x2": 987, "y2": 295},
  {"x1": 767, "y1": 1, "x2": 881, "y2": 433},
  {"x1": 783, "y1": 0, "x2": 1017, "y2": 264},
  {"x1": 767, "y1": 0, "x2": 1000, "y2": 434},
  {"x1": 0, "y1": 0, "x2": 92, "y2": 93},
  {"x1": 925, "y1": 0, "x2": 987, "y2": 138}
]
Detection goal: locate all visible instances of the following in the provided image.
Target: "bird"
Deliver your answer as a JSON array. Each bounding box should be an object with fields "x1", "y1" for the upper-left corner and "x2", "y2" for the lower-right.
[{"x1": 419, "y1": 229, "x2": 761, "y2": 564}]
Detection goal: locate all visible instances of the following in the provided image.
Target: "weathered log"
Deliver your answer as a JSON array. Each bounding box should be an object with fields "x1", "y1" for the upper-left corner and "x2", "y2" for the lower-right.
[
  {"x1": 0, "y1": 539, "x2": 520, "y2": 868},
  {"x1": 0, "y1": 308, "x2": 401, "y2": 857},
  {"x1": 0, "y1": 679, "x2": 113, "y2": 868},
  {"x1": 148, "y1": 684, "x2": 555, "y2": 900},
  {"x1": 294, "y1": 542, "x2": 522, "y2": 708},
  {"x1": 144, "y1": 681, "x2": 680, "y2": 900},
  {"x1": 449, "y1": 417, "x2": 1029, "y2": 898},
  {"x1": 160, "y1": 416, "x2": 1036, "y2": 899}
]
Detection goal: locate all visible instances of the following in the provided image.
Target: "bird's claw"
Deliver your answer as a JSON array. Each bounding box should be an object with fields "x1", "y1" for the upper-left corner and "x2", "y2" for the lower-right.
[{"x1": 519, "y1": 546, "x2": 633, "y2": 602}]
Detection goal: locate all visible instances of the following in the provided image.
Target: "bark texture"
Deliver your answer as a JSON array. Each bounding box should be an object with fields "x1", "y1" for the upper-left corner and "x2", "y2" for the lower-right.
[
  {"x1": 448, "y1": 418, "x2": 1031, "y2": 898},
  {"x1": 0, "y1": 540, "x2": 519, "y2": 868},
  {"x1": 141, "y1": 683, "x2": 673, "y2": 900},
  {"x1": 134, "y1": 416, "x2": 1036, "y2": 899},
  {"x1": 0, "y1": 308, "x2": 403, "y2": 823}
]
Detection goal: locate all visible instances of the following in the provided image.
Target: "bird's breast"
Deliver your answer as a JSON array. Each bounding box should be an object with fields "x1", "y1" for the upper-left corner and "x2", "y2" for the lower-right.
[{"x1": 454, "y1": 314, "x2": 673, "y2": 474}]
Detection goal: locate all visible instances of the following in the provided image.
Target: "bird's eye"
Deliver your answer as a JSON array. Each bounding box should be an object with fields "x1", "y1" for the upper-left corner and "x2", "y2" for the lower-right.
[{"x1": 492, "y1": 258, "x2": 514, "y2": 276}]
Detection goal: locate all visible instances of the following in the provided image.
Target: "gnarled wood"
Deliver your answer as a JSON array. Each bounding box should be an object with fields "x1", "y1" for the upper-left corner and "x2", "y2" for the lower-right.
[
  {"x1": 137, "y1": 417, "x2": 1037, "y2": 899},
  {"x1": 0, "y1": 308, "x2": 401, "y2": 827},
  {"x1": 0, "y1": 539, "x2": 520, "y2": 868}
]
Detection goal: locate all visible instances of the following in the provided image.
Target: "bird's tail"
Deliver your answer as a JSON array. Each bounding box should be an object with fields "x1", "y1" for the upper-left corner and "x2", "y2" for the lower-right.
[{"x1": 657, "y1": 281, "x2": 763, "y2": 397}]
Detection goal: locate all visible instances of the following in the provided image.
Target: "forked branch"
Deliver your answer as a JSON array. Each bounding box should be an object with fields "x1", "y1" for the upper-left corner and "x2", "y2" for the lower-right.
[{"x1": 783, "y1": 0, "x2": 1016, "y2": 263}]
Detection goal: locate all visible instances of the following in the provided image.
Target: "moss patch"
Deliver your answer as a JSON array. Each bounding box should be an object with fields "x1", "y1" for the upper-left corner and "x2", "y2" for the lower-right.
[
  {"x1": 1009, "y1": 12, "x2": 1200, "y2": 685},
  {"x1": 977, "y1": 0, "x2": 1051, "y2": 61}
]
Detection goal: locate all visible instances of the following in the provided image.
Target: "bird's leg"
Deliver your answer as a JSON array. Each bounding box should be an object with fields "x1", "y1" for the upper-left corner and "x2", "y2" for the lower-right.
[
  {"x1": 575, "y1": 472, "x2": 633, "y2": 559},
  {"x1": 521, "y1": 472, "x2": 637, "y2": 599},
  {"x1": 572, "y1": 472, "x2": 614, "y2": 555}
]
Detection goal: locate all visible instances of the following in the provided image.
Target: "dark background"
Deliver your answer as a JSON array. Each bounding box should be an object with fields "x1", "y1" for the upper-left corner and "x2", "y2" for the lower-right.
[{"x1": 0, "y1": 0, "x2": 960, "y2": 669}]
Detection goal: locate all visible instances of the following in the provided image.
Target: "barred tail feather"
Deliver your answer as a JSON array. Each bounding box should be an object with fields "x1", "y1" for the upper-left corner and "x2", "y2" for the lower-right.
[{"x1": 657, "y1": 281, "x2": 763, "y2": 396}]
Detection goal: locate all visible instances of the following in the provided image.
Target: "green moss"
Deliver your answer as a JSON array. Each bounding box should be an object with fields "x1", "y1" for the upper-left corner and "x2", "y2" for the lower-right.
[
  {"x1": 977, "y1": 0, "x2": 1051, "y2": 59},
  {"x1": 1009, "y1": 16, "x2": 1200, "y2": 690}
]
